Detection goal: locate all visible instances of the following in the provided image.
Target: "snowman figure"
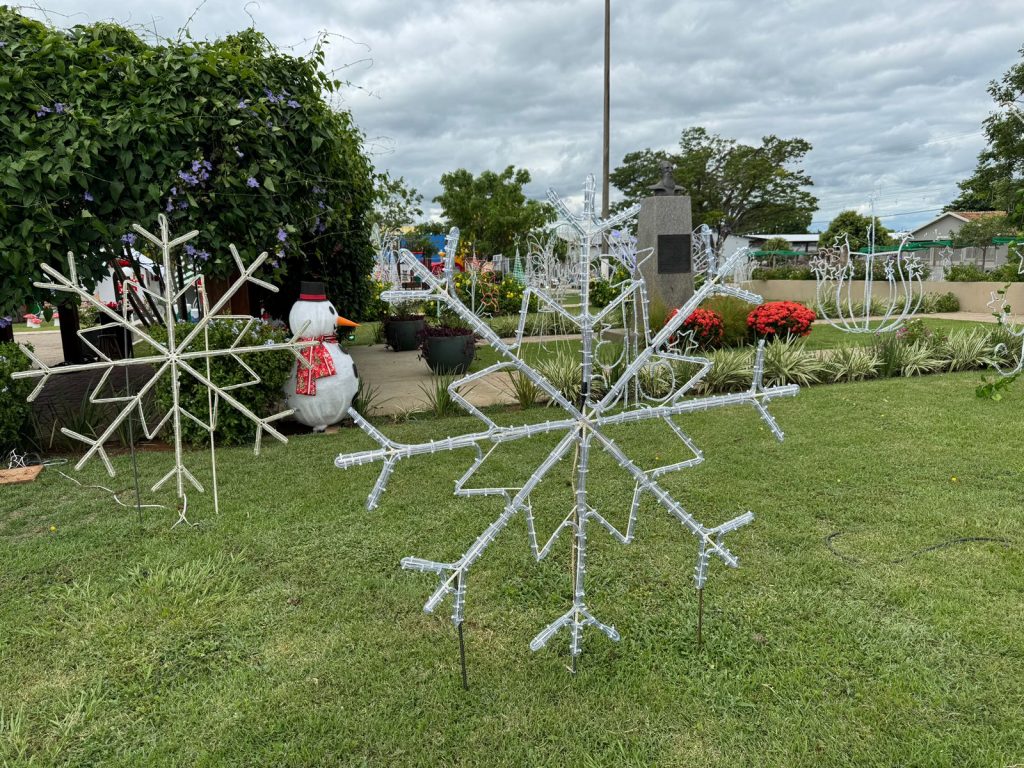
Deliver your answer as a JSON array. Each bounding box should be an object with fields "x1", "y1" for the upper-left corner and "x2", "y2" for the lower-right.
[{"x1": 284, "y1": 281, "x2": 360, "y2": 432}]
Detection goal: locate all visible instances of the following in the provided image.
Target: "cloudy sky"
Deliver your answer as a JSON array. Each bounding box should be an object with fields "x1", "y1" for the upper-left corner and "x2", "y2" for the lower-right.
[{"x1": 24, "y1": 0, "x2": 1023, "y2": 231}]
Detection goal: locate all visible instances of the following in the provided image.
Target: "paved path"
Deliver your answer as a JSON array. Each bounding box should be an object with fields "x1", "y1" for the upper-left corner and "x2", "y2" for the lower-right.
[{"x1": 349, "y1": 343, "x2": 517, "y2": 417}]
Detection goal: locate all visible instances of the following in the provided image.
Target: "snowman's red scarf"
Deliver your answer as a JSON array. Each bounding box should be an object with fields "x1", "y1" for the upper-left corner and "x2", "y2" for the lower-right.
[{"x1": 295, "y1": 336, "x2": 337, "y2": 396}]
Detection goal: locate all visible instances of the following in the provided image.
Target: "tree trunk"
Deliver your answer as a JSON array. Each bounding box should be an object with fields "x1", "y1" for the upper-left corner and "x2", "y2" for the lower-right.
[{"x1": 58, "y1": 301, "x2": 84, "y2": 364}]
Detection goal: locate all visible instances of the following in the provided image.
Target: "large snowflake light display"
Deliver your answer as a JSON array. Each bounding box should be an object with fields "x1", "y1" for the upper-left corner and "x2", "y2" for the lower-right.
[
  {"x1": 335, "y1": 176, "x2": 799, "y2": 665},
  {"x1": 12, "y1": 214, "x2": 315, "y2": 515},
  {"x1": 810, "y1": 233, "x2": 924, "y2": 333}
]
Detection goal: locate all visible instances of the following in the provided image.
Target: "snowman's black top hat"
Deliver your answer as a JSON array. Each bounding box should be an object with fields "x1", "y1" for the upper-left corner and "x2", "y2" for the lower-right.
[{"x1": 299, "y1": 281, "x2": 328, "y2": 301}]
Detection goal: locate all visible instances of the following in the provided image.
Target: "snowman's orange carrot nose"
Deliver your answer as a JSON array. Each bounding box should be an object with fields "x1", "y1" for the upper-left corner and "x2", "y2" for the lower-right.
[{"x1": 336, "y1": 316, "x2": 359, "y2": 328}]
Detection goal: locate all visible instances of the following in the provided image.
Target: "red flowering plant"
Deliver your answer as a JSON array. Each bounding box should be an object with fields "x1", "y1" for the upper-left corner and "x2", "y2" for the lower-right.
[
  {"x1": 746, "y1": 301, "x2": 816, "y2": 340},
  {"x1": 666, "y1": 307, "x2": 724, "y2": 348}
]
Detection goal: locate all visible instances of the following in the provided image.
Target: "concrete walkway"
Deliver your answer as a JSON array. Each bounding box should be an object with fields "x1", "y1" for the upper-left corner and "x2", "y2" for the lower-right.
[{"x1": 349, "y1": 343, "x2": 518, "y2": 417}]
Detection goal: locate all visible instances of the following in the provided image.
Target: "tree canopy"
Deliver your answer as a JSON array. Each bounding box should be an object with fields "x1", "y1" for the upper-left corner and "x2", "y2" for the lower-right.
[
  {"x1": 0, "y1": 10, "x2": 375, "y2": 318},
  {"x1": 371, "y1": 172, "x2": 422, "y2": 233},
  {"x1": 610, "y1": 127, "x2": 818, "y2": 250},
  {"x1": 949, "y1": 46, "x2": 1024, "y2": 223},
  {"x1": 818, "y1": 210, "x2": 894, "y2": 253},
  {"x1": 432, "y1": 166, "x2": 554, "y2": 256}
]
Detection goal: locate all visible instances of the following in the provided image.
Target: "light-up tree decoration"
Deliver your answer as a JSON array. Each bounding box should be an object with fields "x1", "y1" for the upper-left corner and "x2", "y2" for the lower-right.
[
  {"x1": 370, "y1": 224, "x2": 401, "y2": 287},
  {"x1": 810, "y1": 233, "x2": 924, "y2": 333},
  {"x1": 335, "y1": 176, "x2": 799, "y2": 673},
  {"x1": 12, "y1": 214, "x2": 315, "y2": 517}
]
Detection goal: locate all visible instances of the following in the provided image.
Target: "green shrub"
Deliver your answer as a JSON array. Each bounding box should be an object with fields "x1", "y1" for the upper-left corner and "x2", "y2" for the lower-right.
[
  {"x1": 497, "y1": 275, "x2": 537, "y2": 315},
  {"x1": 700, "y1": 296, "x2": 756, "y2": 347},
  {"x1": 750, "y1": 265, "x2": 813, "y2": 280},
  {"x1": 146, "y1": 319, "x2": 293, "y2": 447},
  {"x1": 941, "y1": 330, "x2": 996, "y2": 372},
  {"x1": 0, "y1": 342, "x2": 33, "y2": 453},
  {"x1": 762, "y1": 339, "x2": 827, "y2": 387},
  {"x1": 945, "y1": 263, "x2": 989, "y2": 282},
  {"x1": 701, "y1": 348, "x2": 754, "y2": 393},
  {"x1": 825, "y1": 346, "x2": 879, "y2": 383},
  {"x1": 895, "y1": 319, "x2": 945, "y2": 349},
  {"x1": 933, "y1": 292, "x2": 960, "y2": 312},
  {"x1": 588, "y1": 279, "x2": 620, "y2": 309},
  {"x1": 361, "y1": 279, "x2": 392, "y2": 322}
]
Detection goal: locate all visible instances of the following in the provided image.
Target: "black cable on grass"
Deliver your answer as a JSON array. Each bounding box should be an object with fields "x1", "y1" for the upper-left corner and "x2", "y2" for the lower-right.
[{"x1": 825, "y1": 532, "x2": 1013, "y2": 565}]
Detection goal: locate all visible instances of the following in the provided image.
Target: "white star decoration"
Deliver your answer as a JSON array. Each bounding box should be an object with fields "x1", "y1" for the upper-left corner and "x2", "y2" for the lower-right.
[
  {"x1": 12, "y1": 214, "x2": 315, "y2": 519},
  {"x1": 335, "y1": 176, "x2": 799, "y2": 663}
]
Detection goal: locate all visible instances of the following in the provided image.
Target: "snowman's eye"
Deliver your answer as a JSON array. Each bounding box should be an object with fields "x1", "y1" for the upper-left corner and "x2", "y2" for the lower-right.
[{"x1": 328, "y1": 304, "x2": 336, "y2": 315}]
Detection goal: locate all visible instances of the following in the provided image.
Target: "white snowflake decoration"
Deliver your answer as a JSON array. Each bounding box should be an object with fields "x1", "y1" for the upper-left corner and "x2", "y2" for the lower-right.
[
  {"x1": 810, "y1": 233, "x2": 923, "y2": 333},
  {"x1": 12, "y1": 214, "x2": 315, "y2": 518},
  {"x1": 334, "y1": 176, "x2": 799, "y2": 666}
]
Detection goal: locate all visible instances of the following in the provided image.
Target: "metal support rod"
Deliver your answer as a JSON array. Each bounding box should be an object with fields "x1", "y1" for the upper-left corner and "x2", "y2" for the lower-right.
[
  {"x1": 696, "y1": 588, "x2": 704, "y2": 651},
  {"x1": 457, "y1": 623, "x2": 469, "y2": 691}
]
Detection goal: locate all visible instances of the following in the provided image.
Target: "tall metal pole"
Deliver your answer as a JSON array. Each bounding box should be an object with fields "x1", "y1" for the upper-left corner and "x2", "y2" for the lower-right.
[{"x1": 601, "y1": 0, "x2": 611, "y2": 222}]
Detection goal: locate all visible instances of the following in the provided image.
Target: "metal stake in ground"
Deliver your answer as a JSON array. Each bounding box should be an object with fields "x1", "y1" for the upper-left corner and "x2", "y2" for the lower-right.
[
  {"x1": 696, "y1": 587, "x2": 704, "y2": 651},
  {"x1": 457, "y1": 622, "x2": 469, "y2": 691}
]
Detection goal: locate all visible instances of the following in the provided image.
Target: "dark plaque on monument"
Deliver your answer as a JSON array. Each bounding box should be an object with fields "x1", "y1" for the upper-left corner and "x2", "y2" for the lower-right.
[{"x1": 657, "y1": 234, "x2": 692, "y2": 274}]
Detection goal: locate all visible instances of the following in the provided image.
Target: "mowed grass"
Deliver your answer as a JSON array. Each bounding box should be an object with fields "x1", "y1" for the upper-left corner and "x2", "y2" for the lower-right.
[
  {"x1": 1, "y1": 372, "x2": 1022, "y2": 766},
  {"x1": 802, "y1": 318, "x2": 992, "y2": 351}
]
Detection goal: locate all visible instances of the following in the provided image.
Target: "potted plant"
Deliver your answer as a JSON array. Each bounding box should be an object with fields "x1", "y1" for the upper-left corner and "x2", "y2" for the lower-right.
[
  {"x1": 419, "y1": 317, "x2": 476, "y2": 374},
  {"x1": 384, "y1": 302, "x2": 425, "y2": 352}
]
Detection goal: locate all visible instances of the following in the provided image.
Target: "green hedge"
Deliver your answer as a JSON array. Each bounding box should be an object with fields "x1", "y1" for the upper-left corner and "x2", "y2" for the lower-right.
[
  {"x1": 0, "y1": 342, "x2": 34, "y2": 453},
  {"x1": 145, "y1": 320, "x2": 293, "y2": 447}
]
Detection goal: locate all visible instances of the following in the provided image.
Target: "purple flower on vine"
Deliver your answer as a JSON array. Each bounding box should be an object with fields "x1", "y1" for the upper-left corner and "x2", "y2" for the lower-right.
[
  {"x1": 165, "y1": 198, "x2": 175, "y2": 212},
  {"x1": 0, "y1": 42, "x2": 7, "y2": 49},
  {"x1": 178, "y1": 170, "x2": 199, "y2": 186},
  {"x1": 238, "y1": 99, "x2": 249, "y2": 109},
  {"x1": 286, "y1": 99, "x2": 300, "y2": 109},
  {"x1": 82, "y1": 191, "x2": 94, "y2": 202},
  {"x1": 271, "y1": 258, "x2": 280, "y2": 268},
  {"x1": 35, "y1": 105, "x2": 52, "y2": 118},
  {"x1": 177, "y1": 199, "x2": 189, "y2": 210},
  {"x1": 121, "y1": 233, "x2": 136, "y2": 246},
  {"x1": 263, "y1": 87, "x2": 280, "y2": 104},
  {"x1": 234, "y1": 147, "x2": 244, "y2": 158},
  {"x1": 246, "y1": 177, "x2": 260, "y2": 188},
  {"x1": 53, "y1": 102, "x2": 65, "y2": 114},
  {"x1": 276, "y1": 228, "x2": 288, "y2": 242}
]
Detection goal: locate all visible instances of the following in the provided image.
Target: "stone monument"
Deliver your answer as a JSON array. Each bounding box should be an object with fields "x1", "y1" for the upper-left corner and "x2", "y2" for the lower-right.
[{"x1": 637, "y1": 161, "x2": 694, "y2": 318}]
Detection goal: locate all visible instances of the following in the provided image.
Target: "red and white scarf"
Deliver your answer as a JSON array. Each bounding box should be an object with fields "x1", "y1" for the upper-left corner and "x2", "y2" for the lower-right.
[{"x1": 295, "y1": 336, "x2": 337, "y2": 396}]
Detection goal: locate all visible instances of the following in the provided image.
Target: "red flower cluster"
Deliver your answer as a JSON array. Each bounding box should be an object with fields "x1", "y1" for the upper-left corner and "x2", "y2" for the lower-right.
[
  {"x1": 747, "y1": 301, "x2": 816, "y2": 339},
  {"x1": 667, "y1": 307, "x2": 724, "y2": 348}
]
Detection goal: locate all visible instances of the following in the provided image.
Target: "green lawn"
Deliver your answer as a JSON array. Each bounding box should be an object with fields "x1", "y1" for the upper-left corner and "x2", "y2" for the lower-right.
[
  {"x1": 2, "y1": 373, "x2": 1022, "y2": 765},
  {"x1": 802, "y1": 318, "x2": 993, "y2": 351},
  {"x1": 10, "y1": 322, "x2": 55, "y2": 334}
]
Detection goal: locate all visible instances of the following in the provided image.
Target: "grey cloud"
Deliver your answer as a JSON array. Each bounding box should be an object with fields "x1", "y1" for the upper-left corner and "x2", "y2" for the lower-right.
[{"x1": 24, "y1": 0, "x2": 1024, "y2": 230}]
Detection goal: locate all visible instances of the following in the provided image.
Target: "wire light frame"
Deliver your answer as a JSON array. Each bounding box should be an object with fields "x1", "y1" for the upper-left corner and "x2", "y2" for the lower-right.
[
  {"x1": 12, "y1": 213, "x2": 315, "y2": 520},
  {"x1": 987, "y1": 242, "x2": 1024, "y2": 376},
  {"x1": 334, "y1": 175, "x2": 800, "y2": 671},
  {"x1": 810, "y1": 233, "x2": 924, "y2": 333}
]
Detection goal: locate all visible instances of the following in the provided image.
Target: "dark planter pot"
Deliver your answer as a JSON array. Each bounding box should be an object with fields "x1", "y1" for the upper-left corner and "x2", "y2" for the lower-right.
[
  {"x1": 422, "y1": 333, "x2": 476, "y2": 374},
  {"x1": 0, "y1": 323, "x2": 12, "y2": 344},
  {"x1": 81, "y1": 326, "x2": 133, "y2": 361},
  {"x1": 385, "y1": 317, "x2": 425, "y2": 351}
]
